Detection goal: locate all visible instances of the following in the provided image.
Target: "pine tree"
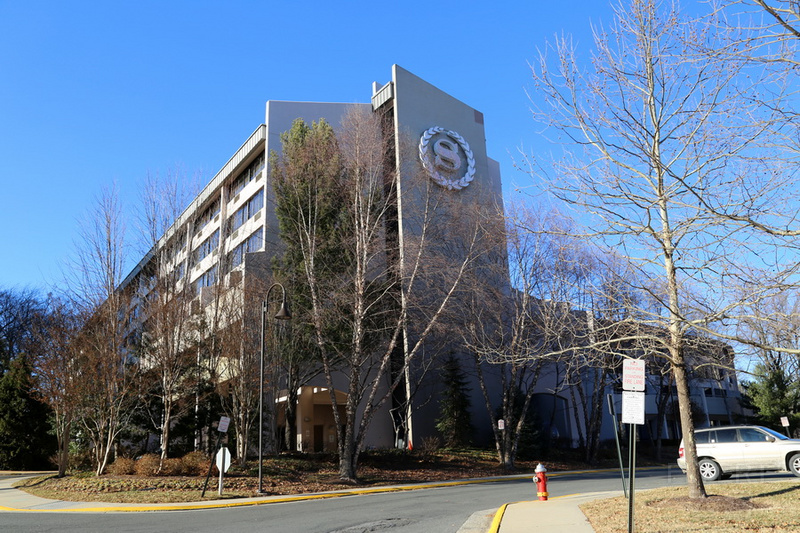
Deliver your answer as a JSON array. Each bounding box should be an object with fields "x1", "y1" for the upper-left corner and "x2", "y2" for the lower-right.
[
  {"x1": 271, "y1": 118, "x2": 349, "y2": 452},
  {"x1": 435, "y1": 355, "x2": 473, "y2": 447},
  {"x1": 0, "y1": 355, "x2": 55, "y2": 469},
  {"x1": 745, "y1": 364, "x2": 800, "y2": 435}
]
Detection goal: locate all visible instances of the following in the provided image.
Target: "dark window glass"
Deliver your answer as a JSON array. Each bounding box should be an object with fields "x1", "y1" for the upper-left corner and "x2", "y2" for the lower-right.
[
  {"x1": 739, "y1": 428, "x2": 769, "y2": 442},
  {"x1": 196, "y1": 199, "x2": 220, "y2": 233},
  {"x1": 228, "y1": 228, "x2": 263, "y2": 268},
  {"x1": 715, "y1": 429, "x2": 738, "y2": 443},
  {"x1": 229, "y1": 154, "x2": 265, "y2": 197},
  {"x1": 229, "y1": 189, "x2": 264, "y2": 234}
]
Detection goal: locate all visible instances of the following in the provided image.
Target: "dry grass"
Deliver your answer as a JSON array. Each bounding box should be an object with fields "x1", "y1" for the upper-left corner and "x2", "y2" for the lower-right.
[
  {"x1": 13, "y1": 448, "x2": 555, "y2": 504},
  {"x1": 14, "y1": 474, "x2": 253, "y2": 503},
  {"x1": 581, "y1": 479, "x2": 800, "y2": 532}
]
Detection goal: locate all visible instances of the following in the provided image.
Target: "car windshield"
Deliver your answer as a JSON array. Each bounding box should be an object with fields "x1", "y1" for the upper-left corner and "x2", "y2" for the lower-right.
[{"x1": 759, "y1": 426, "x2": 789, "y2": 440}]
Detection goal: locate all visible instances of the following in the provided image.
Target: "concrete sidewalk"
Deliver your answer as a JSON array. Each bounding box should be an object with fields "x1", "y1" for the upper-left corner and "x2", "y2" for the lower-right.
[{"x1": 490, "y1": 492, "x2": 622, "y2": 533}]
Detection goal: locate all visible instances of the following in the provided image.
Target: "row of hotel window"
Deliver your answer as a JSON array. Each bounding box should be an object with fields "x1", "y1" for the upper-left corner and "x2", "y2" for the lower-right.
[
  {"x1": 192, "y1": 228, "x2": 264, "y2": 294},
  {"x1": 184, "y1": 189, "x2": 264, "y2": 265},
  {"x1": 189, "y1": 227, "x2": 264, "y2": 295},
  {"x1": 167, "y1": 226, "x2": 263, "y2": 292},
  {"x1": 162, "y1": 187, "x2": 263, "y2": 272},
  {"x1": 193, "y1": 154, "x2": 265, "y2": 237},
  {"x1": 163, "y1": 155, "x2": 265, "y2": 264},
  {"x1": 156, "y1": 154, "x2": 267, "y2": 295}
]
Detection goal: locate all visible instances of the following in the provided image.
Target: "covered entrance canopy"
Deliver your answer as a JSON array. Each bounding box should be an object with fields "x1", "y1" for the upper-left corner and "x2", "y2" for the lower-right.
[{"x1": 276, "y1": 386, "x2": 347, "y2": 452}]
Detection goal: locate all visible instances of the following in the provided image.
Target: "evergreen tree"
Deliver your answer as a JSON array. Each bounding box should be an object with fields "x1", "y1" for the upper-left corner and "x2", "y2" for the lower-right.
[
  {"x1": 0, "y1": 354, "x2": 55, "y2": 469},
  {"x1": 745, "y1": 364, "x2": 800, "y2": 435},
  {"x1": 271, "y1": 118, "x2": 350, "y2": 452},
  {"x1": 435, "y1": 355, "x2": 473, "y2": 447}
]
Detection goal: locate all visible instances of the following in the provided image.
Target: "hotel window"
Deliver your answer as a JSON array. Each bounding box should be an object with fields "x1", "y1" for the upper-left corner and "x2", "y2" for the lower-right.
[
  {"x1": 192, "y1": 265, "x2": 218, "y2": 295},
  {"x1": 175, "y1": 260, "x2": 185, "y2": 281},
  {"x1": 173, "y1": 229, "x2": 186, "y2": 255},
  {"x1": 193, "y1": 229, "x2": 219, "y2": 263},
  {"x1": 228, "y1": 189, "x2": 264, "y2": 234},
  {"x1": 164, "y1": 229, "x2": 186, "y2": 263},
  {"x1": 228, "y1": 154, "x2": 265, "y2": 198},
  {"x1": 228, "y1": 228, "x2": 264, "y2": 268},
  {"x1": 195, "y1": 198, "x2": 220, "y2": 234}
]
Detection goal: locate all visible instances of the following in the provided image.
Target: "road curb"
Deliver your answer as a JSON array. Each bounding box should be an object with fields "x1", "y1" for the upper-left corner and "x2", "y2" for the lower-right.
[
  {"x1": 1, "y1": 466, "x2": 668, "y2": 513},
  {"x1": 487, "y1": 502, "x2": 508, "y2": 533},
  {"x1": 0, "y1": 473, "x2": 532, "y2": 513}
]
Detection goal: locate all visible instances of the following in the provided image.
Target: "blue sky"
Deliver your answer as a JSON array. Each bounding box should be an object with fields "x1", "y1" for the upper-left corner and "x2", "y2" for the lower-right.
[{"x1": 0, "y1": 1, "x2": 617, "y2": 291}]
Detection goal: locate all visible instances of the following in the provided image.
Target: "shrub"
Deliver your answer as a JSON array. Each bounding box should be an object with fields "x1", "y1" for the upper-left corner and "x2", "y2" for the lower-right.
[
  {"x1": 418, "y1": 436, "x2": 442, "y2": 459},
  {"x1": 181, "y1": 451, "x2": 208, "y2": 476},
  {"x1": 107, "y1": 457, "x2": 136, "y2": 475},
  {"x1": 160, "y1": 457, "x2": 184, "y2": 476},
  {"x1": 134, "y1": 454, "x2": 161, "y2": 477},
  {"x1": 67, "y1": 447, "x2": 94, "y2": 473}
]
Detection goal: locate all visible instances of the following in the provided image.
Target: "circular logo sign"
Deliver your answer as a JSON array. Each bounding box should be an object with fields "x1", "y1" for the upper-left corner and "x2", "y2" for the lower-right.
[{"x1": 418, "y1": 127, "x2": 475, "y2": 190}]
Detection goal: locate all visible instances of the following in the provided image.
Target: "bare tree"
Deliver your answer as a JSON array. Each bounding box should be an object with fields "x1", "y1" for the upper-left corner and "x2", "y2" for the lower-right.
[
  {"x1": 28, "y1": 296, "x2": 83, "y2": 477},
  {"x1": 737, "y1": 291, "x2": 800, "y2": 430},
  {"x1": 566, "y1": 254, "x2": 663, "y2": 464},
  {"x1": 461, "y1": 205, "x2": 572, "y2": 469},
  {"x1": 210, "y1": 284, "x2": 259, "y2": 464},
  {"x1": 717, "y1": 0, "x2": 800, "y2": 66},
  {"x1": 0, "y1": 288, "x2": 42, "y2": 374},
  {"x1": 265, "y1": 295, "x2": 320, "y2": 453},
  {"x1": 66, "y1": 185, "x2": 140, "y2": 475},
  {"x1": 463, "y1": 203, "x2": 641, "y2": 466},
  {"x1": 527, "y1": 0, "x2": 800, "y2": 498},
  {"x1": 135, "y1": 171, "x2": 197, "y2": 466},
  {"x1": 739, "y1": 291, "x2": 800, "y2": 378}
]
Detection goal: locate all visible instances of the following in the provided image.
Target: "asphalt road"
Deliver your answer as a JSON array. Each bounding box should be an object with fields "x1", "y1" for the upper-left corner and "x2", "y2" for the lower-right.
[{"x1": 3, "y1": 466, "x2": 794, "y2": 533}]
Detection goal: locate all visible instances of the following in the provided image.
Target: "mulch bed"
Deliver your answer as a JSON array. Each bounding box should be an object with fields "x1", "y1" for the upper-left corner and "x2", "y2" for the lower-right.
[{"x1": 647, "y1": 495, "x2": 764, "y2": 512}]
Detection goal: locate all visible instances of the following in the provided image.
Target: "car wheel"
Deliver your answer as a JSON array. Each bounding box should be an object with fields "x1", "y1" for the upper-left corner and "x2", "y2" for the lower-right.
[
  {"x1": 698, "y1": 458, "x2": 722, "y2": 481},
  {"x1": 789, "y1": 453, "x2": 800, "y2": 477}
]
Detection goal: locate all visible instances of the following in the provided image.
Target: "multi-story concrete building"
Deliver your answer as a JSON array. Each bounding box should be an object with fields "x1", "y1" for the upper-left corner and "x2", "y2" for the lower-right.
[
  {"x1": 121, "y1": 65, "x2": 509, "y2": 453},
  {"x1": 121, "y1": 65, "x2": 743, "y2": 457}
]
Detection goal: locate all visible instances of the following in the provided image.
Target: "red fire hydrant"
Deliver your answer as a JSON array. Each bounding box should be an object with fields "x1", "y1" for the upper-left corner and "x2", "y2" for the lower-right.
[{"x1": 533, "y1": 463, "x2": 548, "y2": 501}]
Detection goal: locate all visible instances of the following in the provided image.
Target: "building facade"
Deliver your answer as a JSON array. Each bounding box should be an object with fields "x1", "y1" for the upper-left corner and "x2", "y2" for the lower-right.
[
  {"x1": 121, "y1": 65, "x2": 743, "y2": 457},
  {"x1": 122, "y1": 65, "x2": 510, "y2": 453}
]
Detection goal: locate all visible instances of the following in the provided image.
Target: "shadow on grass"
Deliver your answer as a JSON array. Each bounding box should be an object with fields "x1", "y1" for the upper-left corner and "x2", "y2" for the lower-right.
[
  {"x1": 743, "y1": 483, "x2": 800, "y2": 501},
  {"x1": 15, "y1": 474, "x2": 57, "y2": 488}
]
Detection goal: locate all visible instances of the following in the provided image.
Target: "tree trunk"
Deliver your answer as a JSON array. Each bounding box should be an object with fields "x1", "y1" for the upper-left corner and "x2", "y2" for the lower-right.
[
  {"x1": 159, "y1": 402, "x2": 172, "y2": 469},
  {"x1": 338, "y1": 411, "x2": 358, "y2": 482},
  {"x1": 653, "y1": 377, "x2": 672, "y2": 463},
  {"x1": 57, "y1": 422, "x2": 70, "y2": 478},
  {"x1": 284, "y1": 373, "x2": 299, "y2": 452},
  {"x1": 673, "y1": 360, "x2": 707, "y2": 498},
  {"x1": 96, "y1": 426, "x2": 114, "y2": 476}
]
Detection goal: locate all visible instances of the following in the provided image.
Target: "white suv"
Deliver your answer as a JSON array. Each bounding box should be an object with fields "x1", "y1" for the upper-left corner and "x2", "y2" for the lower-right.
[{"x1": 677, "y1": 425, "x2": 800, "y2": 481}]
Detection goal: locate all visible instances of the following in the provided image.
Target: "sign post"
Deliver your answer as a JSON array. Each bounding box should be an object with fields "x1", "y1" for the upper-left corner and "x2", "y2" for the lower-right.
[
  {"x1": 621, "y1": 359, "x2": 646, "y2": 533},
  {"x1": 201, "y1": 416, "x2": 231, "y2": 498},
  {"x1": 607, "y1": 394, "x2": 627, "y2": 498},
  {"x1": 782, "y1": 416, "x2": 791, "y2": 438},
  {"x1": 216, "y1": 447, "x2": 231, "y2": 496}
]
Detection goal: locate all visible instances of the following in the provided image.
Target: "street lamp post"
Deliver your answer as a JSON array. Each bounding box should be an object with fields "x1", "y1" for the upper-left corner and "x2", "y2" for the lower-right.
[{"x1": 258, "y1": 282, "x2": 291, "y2": 494}]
